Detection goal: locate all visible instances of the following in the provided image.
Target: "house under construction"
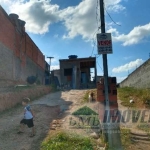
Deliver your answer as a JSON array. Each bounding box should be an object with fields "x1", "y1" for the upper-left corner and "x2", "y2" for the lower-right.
[{"x1": 59, "y1": 55, "x2": 97, "y2": 89}]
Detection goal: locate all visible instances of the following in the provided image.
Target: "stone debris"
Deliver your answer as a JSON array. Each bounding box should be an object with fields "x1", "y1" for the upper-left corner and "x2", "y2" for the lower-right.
[{"x1": 50, "y1": 119, "x2": 63, "y2": 130}]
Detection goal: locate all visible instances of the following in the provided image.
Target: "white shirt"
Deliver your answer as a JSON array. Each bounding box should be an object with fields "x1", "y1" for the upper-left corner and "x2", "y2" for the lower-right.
[{"x1": 24, "y1": 105, "x2": 33, "y2": 119}]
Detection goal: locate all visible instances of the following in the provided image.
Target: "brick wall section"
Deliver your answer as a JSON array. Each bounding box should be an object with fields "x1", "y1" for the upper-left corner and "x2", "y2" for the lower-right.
[
  {"x1": 0, "y1": 7, "x2": 15, "y2": 52},
  {"x1": 0, "y1": 6, "x2": 45, "y2": 84},
  {"x1": 120, "y1": 59, "x2": 150, "y2": 88}
]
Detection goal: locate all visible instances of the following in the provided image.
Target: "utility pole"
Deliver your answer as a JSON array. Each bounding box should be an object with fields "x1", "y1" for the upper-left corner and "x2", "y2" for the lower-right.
[
  {"x1": 99, "y1": 0, "x2": 111, "y2": 145},
  {"x1": 99, "y1": 0, "x2": 122, "y2": 149},
  {"x1": 47, "y1": 56, "x2": 54, "y2": 72},
  {"x1": 47, "y1": 56, "x2": 54, "y2": 84}
]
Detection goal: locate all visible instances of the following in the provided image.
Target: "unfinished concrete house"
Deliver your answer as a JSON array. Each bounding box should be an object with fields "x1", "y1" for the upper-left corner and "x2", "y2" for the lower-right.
[{"x1": 59, "y1": 55, "x2": 97, "y2": 89}]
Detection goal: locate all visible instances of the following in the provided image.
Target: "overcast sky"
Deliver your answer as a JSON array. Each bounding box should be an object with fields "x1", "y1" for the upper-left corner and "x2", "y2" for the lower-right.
[{"x1": 1, "y1": 0, "x2": 150, "y2": 83}]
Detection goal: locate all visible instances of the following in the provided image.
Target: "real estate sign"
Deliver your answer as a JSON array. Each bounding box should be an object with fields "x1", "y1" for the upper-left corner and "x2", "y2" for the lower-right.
[{"x1": 97, "y1": 33, "x2": 113, "y2": 54}]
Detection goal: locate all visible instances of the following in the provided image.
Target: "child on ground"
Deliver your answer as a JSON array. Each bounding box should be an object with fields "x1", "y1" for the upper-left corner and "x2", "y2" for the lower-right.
[{"x1": 17, "y1": 98, "x2": 35, "y2": 137}]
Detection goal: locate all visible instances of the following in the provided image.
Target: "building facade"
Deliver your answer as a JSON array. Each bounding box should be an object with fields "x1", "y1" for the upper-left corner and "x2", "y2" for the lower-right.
[
  {"x1": 0, "y1": 6, "x2": 46, "y2": 84},
  {"x1": 59, "y1": 56, "x2": 97, "y2": 89}
]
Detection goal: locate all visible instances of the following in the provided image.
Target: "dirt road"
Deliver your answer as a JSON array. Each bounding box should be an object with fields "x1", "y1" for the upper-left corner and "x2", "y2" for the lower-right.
[{"x1": 0, "y1": 90, "x2": 86, "y2": 150}]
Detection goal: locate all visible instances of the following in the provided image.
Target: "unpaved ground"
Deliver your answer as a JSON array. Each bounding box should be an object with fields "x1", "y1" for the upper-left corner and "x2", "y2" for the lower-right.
[
  {"x1": 1, "y1": 89, "x2": 150, "y2": 150},
  {"x1": 118, "y1": 100, "x2": 150, "y2": 150},
  {"x1": 0, "y1": 90, "x2": 87, "y2": 150},
  {"x1": 0, "y1": 105, "x2": 59, "y2": 150}
]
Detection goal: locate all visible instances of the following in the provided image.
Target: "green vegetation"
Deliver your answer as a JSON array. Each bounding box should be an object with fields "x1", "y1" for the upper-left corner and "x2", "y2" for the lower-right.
[
  {"x1": 137, "y1": 123, "x2": 150, "y2": 133},
  {"x1": 120, "y1": 128, "x2": 131, "y2": 150},
  {"x1": 72, "y1": 106, "x2": 98, "y2": 115},
  {"x1": 118, "y1": 87, "x2": 150, "y2": 108},
  {"x1": 41, "y1": 131, "x2": 95, "y2": 150},
  {"x1": 98, "y1": 129, "x2": 131, "y2": 150}
]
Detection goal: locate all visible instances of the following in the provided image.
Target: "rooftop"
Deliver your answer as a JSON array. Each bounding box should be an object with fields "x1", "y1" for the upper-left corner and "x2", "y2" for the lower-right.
[{"x1": 59, "y1": 57, "x2": 96, "y2": 62}]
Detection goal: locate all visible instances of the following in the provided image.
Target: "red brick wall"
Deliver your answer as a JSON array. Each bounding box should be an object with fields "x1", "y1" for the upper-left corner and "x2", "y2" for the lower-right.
[
  {"x1": 25, "y1": 34, "x2": 45, "y2": 69},
  {"x1": 0, "y1": 6, "x2": 45, "y2": 70},
  {"x1": 0, "y1": 7, "x2": 15, "y2": 52}
]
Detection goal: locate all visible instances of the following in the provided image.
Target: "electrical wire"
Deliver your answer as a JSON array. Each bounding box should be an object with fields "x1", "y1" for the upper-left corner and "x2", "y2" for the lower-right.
[
  {"x1": 105, "y1": 7, "x2": 121, "y2": 26},
  {"x1": 91, "y1": 25, "x2": 102, "y2": 56},
  {"x1": 91, "y1": 31, "x2": 98, "y2": 56},
  {"x1": 96, "y1": 0, "x2": 99, "y2": 28},
  {"x1": 95, "y1": 54, "x2": 100, "y2": 58},
  {"x1": 97, "y1": 60, "x2": 103, "y2": 73},
  {"x1": 90, "y1": 0, "x2": 101, "y2": 57}
]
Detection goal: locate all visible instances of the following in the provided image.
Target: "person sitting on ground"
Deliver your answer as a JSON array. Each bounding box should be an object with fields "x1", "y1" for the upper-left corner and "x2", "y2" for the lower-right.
[{"x1": 17, "y1": 98, "x2": 35, "y2": 137}]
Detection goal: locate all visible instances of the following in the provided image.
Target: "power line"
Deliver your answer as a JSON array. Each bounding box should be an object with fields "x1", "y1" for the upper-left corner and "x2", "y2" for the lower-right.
[
  {"x1": 90, "y1": 0, "x2": 101, "y2": 57},
  {"x1": 91, "y1": 26, "x2": 101, "y2": 56},
  {"x1": 97, "y1": 60, "x2": 103, "y2": 73},
  {"x1": 91, "y1": 30, "x2": 97, "y2": 56},
  {"x1": 96, "y1": 0, "x2": 100, "y2": 27},
  {"x1": 94, "y1": 54, "x2": 100, "y2": 58},
  {"x1": 105, "y1": 7, "x2": 121, "y2": 26}
]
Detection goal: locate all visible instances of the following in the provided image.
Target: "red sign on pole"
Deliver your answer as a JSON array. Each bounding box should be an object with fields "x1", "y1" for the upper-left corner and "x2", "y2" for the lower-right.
[{"x1": 97, "y1": 33, "x2": 113, "y2": 54}]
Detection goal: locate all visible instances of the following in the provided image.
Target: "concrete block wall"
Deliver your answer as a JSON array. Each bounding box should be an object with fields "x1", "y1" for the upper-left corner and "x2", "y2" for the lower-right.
[
  {"x1": 0, "y1": 42, "x2": 13, "y2": 79},
  {"x1": 120, "y1": 59, "x2": 150, "y2": 88},
  {"x1": 0, "y1": 42, "x2": 44, "y2": 84},
  {"x1": 0, "y1": 6, "x2": 45, "y2": 84}
]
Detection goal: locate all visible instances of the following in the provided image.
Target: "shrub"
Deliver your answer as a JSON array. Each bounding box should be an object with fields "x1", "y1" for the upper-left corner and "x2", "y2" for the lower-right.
[
  {"x1": 72, "y1": 106, "x2": 98, "y2": 115},
  {"x1": 118, "y1": 87, "x2": 150, "y2": 108},
  {"x1": 41, "y1": 131, "x2": 94, "y2": 150}
]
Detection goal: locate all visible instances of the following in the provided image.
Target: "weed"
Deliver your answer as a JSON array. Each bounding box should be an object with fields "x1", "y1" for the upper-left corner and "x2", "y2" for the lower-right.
[
  {"x1": 41, "y1": 131, "x2": 95, "y2": 150},
  {"x1": 137, "y1": 123, "x2": 150, "y2": 133},
  {"x1": 72, "y1": 106, "x2": 98, "y2": 115},
  {"x1": 120, "y1": 128, "x2": 131, "y2": 150},
  {"x1": 118, "y1": 87, "x2": 150, "y2": 108}
]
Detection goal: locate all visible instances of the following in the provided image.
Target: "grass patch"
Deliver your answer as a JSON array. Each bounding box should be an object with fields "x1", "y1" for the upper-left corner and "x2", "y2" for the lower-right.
[
  {"x1": 120, "y1": 128, "x2": 131, "y2": 149},
  {"x1": 99, "y1": 129, "x2": 131, "y2": 150},
  {"x1": 72, "y1": 106, "x2": 98, "y2": 115},
  {"x1": 137, "y1": 123, "x2": 150, "y2": 133},
  {"x1": 41, "y1": 131, "x2": 95, "y2": 150},
  {"x1": 118, "y1": 87, "x2": 150, "y2": 108}
]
